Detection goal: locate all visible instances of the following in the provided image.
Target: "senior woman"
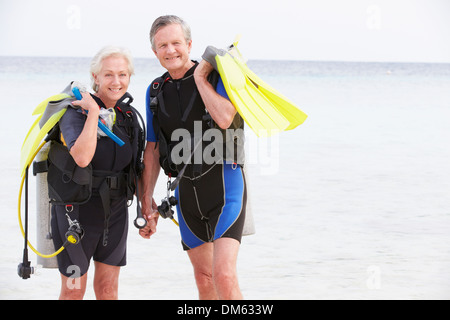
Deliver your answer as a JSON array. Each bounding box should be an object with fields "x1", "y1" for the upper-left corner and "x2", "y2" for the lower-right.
[{"x1": 50, "y1": 46, "x2": 138, "y2": 300}]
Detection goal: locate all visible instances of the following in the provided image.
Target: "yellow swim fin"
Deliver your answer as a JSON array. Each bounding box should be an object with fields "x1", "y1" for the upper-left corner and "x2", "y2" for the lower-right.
[
  {"x1": 229, "y1": 39, "x2": 307, "y2": 131},
  {"x1": 20, "y1": 108, "x2": 67, "y2": 177},
  {"x1": 213, "y1": 49, "x2": 290, "y2": 137},
  {"x1": 202, "y1": 43, "x2": 307, "y2": 136},
  {"x1": 20, "y1": 92, "x2": 72, "y2": 177},
  {"x1": 32, "y1": 93, "x2": 71, "y2": 116},
  {"x1": 21, "y1": 93, "x2": 71, "y2": 150}
]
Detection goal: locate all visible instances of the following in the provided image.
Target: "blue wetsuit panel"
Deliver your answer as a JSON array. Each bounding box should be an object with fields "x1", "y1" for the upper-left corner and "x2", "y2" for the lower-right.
[
  {"x1": 214, "y1": 164, "x2": 245, "y2": 239},
  {"x1": 175, "y1": 163, "x2": 246, "y2": 250}
]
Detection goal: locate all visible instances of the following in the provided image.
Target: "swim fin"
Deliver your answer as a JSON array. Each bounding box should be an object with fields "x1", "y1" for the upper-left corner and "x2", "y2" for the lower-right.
[
  {"x1": 20, "y1": 93, "x2": 71, "y2": 151},
  {"x1": 32, "y1": 93, "x2": 71, "y2": 116},
  {"x1": 202, "y1": 42, "x2": 307, "y2": 136},
  {"x1": 20, "y1": 98, "x2": 73, "y2": 176},
  {"x1": 228, "y1": 40, "x2": 307, "y2": 131},
  {"x1": 20, "y1": 85, "x2": 74, "y2": 177},
  {"x1": 203, "y1": 46, "x2": 289, "y2": 137}
]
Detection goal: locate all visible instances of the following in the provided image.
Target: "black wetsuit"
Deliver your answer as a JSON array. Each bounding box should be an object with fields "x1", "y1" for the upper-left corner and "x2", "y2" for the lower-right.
[{"x1": 51, "y1": 95, "x2": 133, "y2": 277}]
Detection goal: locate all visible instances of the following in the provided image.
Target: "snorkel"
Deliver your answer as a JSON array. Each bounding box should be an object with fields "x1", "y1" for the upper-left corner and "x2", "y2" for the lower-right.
[{"x1": 71, "y1": 84, "x2": 125, "y2": 147}]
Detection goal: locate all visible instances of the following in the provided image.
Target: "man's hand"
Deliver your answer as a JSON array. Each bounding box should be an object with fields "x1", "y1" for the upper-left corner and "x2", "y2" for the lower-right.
[{"x1": 139, "y1": 198, "x2": 159, "y2": 239}]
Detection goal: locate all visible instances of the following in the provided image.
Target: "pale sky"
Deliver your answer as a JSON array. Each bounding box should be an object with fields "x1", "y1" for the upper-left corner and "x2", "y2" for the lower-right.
[{"x1": 1, "y1": 0, "x2": 449, "y2": 63}]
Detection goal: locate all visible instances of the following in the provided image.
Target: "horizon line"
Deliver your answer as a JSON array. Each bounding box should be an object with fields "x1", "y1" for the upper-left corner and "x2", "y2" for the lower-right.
[{"x1": 1, "y1": 54, "x2": 449, "y2": 65}]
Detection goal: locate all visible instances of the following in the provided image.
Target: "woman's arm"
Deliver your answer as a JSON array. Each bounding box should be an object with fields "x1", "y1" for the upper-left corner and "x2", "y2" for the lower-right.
[{"x1": 70, "y1": 92, "x2": 100, "y2": 168}]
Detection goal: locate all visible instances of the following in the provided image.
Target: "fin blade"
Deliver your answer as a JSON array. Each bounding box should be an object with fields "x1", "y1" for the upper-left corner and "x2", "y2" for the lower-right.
[
  {"x1": 32, "y1": 93, "x2": 71, "y2": 115},
  {"x1": 215, "y1": 51, "x2": 290, "y2": 137},
  {"x1": 229, "y1": 44, "x2": 308, "y2": 130},
  {"x1": 20, "y1": 108, "x2": 67, "y2": 177}
]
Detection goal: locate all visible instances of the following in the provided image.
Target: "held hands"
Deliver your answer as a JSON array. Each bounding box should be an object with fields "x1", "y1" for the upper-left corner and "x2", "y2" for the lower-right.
[{"x1": 139, "y1": 197, "x2": 159, "y2": 239}]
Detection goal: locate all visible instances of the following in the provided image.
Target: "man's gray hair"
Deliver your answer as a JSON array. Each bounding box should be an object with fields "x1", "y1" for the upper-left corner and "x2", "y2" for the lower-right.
[{"x1": 149, "y1": 15, "x2": 192, "y2": 51}]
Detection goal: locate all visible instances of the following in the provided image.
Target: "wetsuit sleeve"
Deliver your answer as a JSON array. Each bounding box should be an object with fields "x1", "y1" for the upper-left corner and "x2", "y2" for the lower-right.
[
  {"x1": 216, "y1": 77, "x2": 229, "y2": 100},
  {"x1": 145, "y1": 84, "x2": 158, "y2": 142},
  {"x1": 58, "y1": 106, "x2": 86, "y2": 151}
]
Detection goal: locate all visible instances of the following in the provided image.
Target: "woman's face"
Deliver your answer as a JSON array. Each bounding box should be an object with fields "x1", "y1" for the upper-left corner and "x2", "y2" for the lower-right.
[{"x1": 93, "y1": 55, "x2": 130, "y2": 107}]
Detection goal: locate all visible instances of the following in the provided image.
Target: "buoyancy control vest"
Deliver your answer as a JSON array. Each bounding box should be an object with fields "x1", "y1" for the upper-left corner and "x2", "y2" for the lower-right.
[
  {"x1": 34, "y1": 92, "x2": 146, "y2": 243},
  {"x1": 149, "y1": 62, "x2": 245, "y2": 178}
]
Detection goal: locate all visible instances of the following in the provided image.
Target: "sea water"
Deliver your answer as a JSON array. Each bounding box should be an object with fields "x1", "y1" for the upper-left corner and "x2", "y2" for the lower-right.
[{"x1": 0, "y1": 56, "x2": 449, "y2": 299}]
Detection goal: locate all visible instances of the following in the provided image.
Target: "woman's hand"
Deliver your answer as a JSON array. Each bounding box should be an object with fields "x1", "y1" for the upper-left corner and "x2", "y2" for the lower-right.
[{"x1": 72, "y1": 92, "x2": 100, "y2": 115}]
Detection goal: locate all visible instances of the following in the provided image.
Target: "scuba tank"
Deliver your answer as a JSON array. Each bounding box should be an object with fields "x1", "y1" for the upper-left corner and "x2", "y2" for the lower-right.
[{"x1": 35, "y1": 142, "x2": 58, "y2": 268}]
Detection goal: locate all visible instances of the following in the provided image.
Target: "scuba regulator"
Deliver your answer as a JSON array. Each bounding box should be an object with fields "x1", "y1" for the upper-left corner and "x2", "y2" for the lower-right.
[
  {"x1": 18, "y1": 212, "x2": 85, "y2": 279},
  {"x1": 158, "y1": 196, "x2": 178, "y2": 220},
  {"x1": 65, "y1": 213, "x2": 85, "y2": 245},
  {"x1": 157, "y1": 176, "x2": 179, "y2": 224}
]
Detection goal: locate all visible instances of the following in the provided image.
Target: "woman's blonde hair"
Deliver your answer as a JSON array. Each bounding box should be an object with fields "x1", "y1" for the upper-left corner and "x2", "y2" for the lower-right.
[{"x1": 90, "y1": 46, "x2": 135, "y2": 92}]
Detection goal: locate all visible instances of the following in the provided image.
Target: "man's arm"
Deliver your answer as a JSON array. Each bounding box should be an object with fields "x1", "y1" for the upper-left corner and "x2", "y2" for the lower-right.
[
  {"x1": 139, "y1": 141, "x2": 161, "y2": 239},
  {"x1": 194, "y1": 60, "x2": 237, "y2": 129}
]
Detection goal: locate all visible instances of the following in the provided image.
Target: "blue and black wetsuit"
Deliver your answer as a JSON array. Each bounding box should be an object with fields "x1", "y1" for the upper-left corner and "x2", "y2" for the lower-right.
[{"x1": 146, "y1": 62, "x2": 247, "y2": 250}]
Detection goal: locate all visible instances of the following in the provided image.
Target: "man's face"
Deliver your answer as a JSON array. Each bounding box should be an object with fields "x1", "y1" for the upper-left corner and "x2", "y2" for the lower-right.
[{"x1": 153, "y1": 23, "x2": 192, "y2": 78}]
